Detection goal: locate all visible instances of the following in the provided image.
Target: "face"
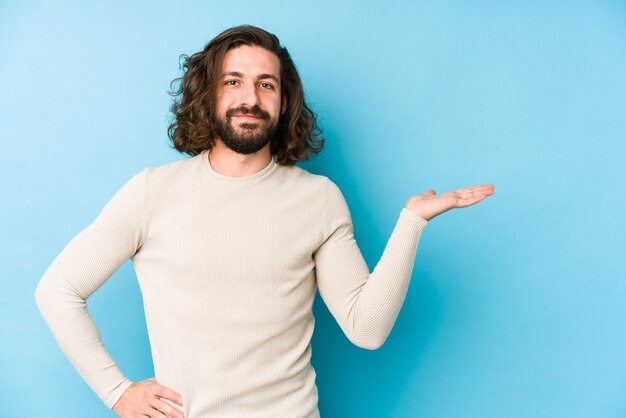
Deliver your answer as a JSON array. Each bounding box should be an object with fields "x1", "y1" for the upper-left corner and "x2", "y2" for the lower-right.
[{"x1": 213, "y1": 44, "x2": 285, "y2": 155}]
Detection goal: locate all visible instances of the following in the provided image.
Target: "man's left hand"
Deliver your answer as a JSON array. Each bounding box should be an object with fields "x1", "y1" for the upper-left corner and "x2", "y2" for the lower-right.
[{"x1": 404, "y1": 184, "x2": 495, "y2": 221}]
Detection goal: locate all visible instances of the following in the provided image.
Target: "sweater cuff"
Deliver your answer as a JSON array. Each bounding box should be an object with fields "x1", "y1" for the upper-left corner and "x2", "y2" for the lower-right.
[
  {"x1": 105, "y1": 377, "x2": 134, "y2": 410},
  {"x1": 400, "y1": 207, "x2": 428, "y2": 232}
]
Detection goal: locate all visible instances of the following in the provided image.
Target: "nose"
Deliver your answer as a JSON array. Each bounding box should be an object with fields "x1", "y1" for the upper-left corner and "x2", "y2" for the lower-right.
[{"x1": 239, "y1": 82, "x2": 259, "y2": 108}]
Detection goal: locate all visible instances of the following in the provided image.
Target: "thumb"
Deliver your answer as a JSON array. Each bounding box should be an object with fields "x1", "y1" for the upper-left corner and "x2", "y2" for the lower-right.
[{"x1": 423, "y1": 189, "x2": 436, "y2": 196}]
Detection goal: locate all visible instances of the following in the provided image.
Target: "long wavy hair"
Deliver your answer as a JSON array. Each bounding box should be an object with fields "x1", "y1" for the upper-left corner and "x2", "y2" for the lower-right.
[{"x1": 167, "y1": 25, "x2": 324, "y2": 165}]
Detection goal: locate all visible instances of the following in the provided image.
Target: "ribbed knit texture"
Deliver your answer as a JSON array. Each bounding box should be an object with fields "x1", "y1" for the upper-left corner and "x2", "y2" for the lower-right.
[{"x1": 34, "y1": 148, "x2": 428, "y2": 417}]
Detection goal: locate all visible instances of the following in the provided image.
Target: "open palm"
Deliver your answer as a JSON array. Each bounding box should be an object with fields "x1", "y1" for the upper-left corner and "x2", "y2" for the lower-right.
[{"x1": 404, "y1": 184, "x2": 495, "y2": 221}]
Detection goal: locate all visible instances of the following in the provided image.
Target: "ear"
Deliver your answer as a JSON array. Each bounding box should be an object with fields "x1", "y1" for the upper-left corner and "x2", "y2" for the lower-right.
[{"x1": 281, "y1": 96, "x2": 287, "y2": 115}]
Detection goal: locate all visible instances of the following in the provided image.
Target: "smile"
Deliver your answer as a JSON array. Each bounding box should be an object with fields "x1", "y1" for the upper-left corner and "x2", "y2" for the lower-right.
[{"x1": 233, "y1": 114, "x2": 261, "y2": 120}]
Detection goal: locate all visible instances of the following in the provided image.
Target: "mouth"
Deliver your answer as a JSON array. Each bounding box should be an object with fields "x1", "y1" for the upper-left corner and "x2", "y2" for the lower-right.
[
  {"x1": 233, "y1": 114, "x2": 262, "y2": 120},
  {"x1": 226, "y1": 106, "x2": 270, "y2": 122}
]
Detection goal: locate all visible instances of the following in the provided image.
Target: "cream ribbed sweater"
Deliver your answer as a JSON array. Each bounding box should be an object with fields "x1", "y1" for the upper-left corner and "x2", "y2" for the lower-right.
[{"x1": 34, "y1": 149, "x2": 428, "y2": 417}]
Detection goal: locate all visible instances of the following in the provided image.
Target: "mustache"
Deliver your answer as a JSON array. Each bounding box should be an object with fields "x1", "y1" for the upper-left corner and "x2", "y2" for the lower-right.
[{"x1": 225, "y1": 105, "x2": 270, "y2": 120}]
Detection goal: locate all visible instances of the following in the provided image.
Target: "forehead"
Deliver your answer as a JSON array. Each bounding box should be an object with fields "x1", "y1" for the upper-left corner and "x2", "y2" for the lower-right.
[{"x1": 221, "y1": 45, "x2": 280, "y2": 79}]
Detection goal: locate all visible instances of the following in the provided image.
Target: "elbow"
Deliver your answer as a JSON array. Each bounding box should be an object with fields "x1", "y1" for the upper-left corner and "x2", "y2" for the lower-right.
[
  {"x1": 345, "y1": 311, "x2": 391, "y2": 350},
  {"x1": 34, "y1": 274, "x2": 88, "y2": 328},
  {"x1": 356, "y1": 340, "x2": 384, "y2": 351},
  {"x1": 34, "y1": 280, "x2": 51, "y2": 315},
  {"x1": 344, "y1": 314, "x2": 391, "y2": 350},
  {"x1": 34, "y1": 278, "x2": 64, "y2": 317},
  {"x1": 348, "y1": 333, "x2": 388, "y2": 350}
]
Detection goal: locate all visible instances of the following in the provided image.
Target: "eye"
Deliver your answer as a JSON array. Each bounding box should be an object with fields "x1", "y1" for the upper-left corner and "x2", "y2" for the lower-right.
[
  {"x1": 259, "y1": 82, "x2": 274, "y2": 90},
  {"x1": 224, "y1": 80, "x2": 239, "y2": 86}
]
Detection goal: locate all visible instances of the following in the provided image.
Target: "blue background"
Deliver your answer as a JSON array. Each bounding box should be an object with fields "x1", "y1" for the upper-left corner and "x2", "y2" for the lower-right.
[{"x1": 2, "y1": 1, "x2": 625, "y2": 417}]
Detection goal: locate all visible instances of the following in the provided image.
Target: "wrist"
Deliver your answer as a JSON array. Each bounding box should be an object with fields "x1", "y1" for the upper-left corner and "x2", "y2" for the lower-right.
[{"x1": 404, "y1": 204, "x2": 433, "y2": 221}]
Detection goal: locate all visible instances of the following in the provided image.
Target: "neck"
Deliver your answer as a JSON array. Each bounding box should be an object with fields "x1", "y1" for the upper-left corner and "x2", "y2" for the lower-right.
[{"x1": 208, "y1": 140, "x2": 272, "y2": 177}]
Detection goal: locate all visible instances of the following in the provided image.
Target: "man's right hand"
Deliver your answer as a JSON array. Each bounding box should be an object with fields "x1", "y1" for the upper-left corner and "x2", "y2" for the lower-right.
[{"x1": 112, "y1": 377, "x2": 184, "y2": 418}]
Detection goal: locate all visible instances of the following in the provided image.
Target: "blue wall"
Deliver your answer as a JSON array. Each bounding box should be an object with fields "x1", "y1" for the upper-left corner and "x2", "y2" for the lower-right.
[{"x1": 2, "y1": 1, "x2": 625, "y2": 416}]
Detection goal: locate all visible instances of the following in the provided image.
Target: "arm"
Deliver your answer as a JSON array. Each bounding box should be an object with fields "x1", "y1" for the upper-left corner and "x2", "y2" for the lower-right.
[
  {"x1": 313, "y1": 179, "x2": 495, "y2": 350},
  {"x1": 313, "y1": 178, "x2": 428, "y2": 350},
  {"x1": 34, "y1": 168, "x2": 148, "y2": 409}
]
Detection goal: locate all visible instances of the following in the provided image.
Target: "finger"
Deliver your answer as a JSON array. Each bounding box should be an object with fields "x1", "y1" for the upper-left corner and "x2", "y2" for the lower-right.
[
  {"x1": 457, "y1": 193, "x2": 490, "y2": 207},
  {"x1": 153, "y1": 384, "x2": 184, "y2": 406},
  {"x1": 462, "y1": 188, "x2": 492, "y2": 198},
  {"x1": 452, "y1": 190, "x2": 480, "y2": 201},
  {"x1": 455, "y1": 184, "x2": 493, "y2": 194},
  {"x1": 154, "y1": 398, "x2": 185, "y2": 418},
  {"x1": 144, "y1": 405, "x2": 168, "y2": 417},
  {"x1": 450, "y1": 188, "x2": 488, "y2": 203},
  {"x1": 456, "y1": 187, "x2": 493, "y2": 200},
  {"x1": 477, "y1": 185, "x2": 495, "y2": 194}
]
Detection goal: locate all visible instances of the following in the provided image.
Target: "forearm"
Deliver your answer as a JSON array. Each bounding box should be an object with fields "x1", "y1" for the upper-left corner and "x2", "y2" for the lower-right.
[
  {"x1": 35, "y1": 268, "x2": 133, "y2": 409},
  {"x1": 347, "y1": 208, "x2": 428, "y2": 348}
]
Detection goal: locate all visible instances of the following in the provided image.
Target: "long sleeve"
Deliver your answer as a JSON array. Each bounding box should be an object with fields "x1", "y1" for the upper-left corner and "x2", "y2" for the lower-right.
[
  {"x1": 34, "y1": 168, "x2": 148, "y2": 409},
  {"x1": 313, "y1": 178, "x2": 428, "y2": 350}
]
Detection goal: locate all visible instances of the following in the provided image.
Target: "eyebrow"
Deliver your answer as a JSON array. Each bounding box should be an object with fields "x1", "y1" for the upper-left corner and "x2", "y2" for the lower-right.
[{"x1": 222, "y1": 71, "x2": 280, "y2": 85}]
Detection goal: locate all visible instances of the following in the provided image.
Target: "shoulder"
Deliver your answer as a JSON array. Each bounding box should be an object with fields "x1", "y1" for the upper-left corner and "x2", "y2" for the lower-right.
[
  {"x1": 275, "y1": 162, "x2": 331, "y2": 191},
  {"x1": 144, "y1": 154, "x2": 198, "y2": 181},
  {"x1": 131, "y1": 153, "x2": 206, "y2": 197},
  {"x1": 278, "y1": 164, "x2": 348, "y2": 211},
  {"x1": 113, "y1": 154, "x2": 202, "y2": 206}
]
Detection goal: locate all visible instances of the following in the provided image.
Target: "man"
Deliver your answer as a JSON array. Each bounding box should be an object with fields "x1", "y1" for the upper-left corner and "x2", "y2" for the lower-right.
[{"x1": 35, "y1": 25, "x2": 494, "y2": 418}]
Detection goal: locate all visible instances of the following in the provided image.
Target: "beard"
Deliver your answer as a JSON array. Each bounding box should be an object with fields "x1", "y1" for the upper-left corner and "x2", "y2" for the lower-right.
[{"x1": 213, "y1": 105, "x2": 278, "y2": 155}]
